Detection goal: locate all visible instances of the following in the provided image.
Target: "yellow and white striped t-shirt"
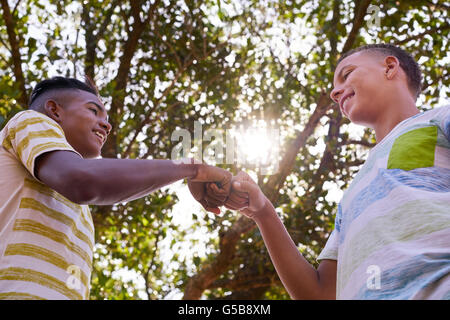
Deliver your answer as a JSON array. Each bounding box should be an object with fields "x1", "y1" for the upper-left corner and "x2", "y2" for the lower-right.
[{"x1": 0, "y1": 110, "x2": 94, "y2": 300}]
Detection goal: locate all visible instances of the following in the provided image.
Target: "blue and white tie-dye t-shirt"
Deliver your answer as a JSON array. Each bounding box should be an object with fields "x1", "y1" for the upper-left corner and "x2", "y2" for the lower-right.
[{"x1": 318, "y1": 105, "x2": 450, "y2": 300}]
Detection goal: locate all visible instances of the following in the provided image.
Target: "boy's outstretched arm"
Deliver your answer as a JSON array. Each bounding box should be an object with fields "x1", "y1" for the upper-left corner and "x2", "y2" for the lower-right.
[
  {"x1": 35, "y1": 150, "x2": 231, "y2": 210},
  {"x1": 224, "y1": 171, "x2": 337, "y2": 300}
]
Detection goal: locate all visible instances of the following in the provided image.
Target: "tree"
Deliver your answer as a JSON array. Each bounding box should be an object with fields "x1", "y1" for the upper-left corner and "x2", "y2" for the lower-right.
[{"x1": 1, "y1": 0, "x2": 448, "y2": 299}]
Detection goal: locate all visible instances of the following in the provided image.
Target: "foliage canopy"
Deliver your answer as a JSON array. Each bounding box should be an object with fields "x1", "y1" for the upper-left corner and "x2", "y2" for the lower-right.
[{"x1": 0, "y1": 0, "x2": 448, "y2": 299}]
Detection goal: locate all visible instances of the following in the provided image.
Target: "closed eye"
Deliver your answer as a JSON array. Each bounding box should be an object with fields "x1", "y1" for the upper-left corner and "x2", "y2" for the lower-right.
[
  {"x1": 89, "y1": 108, "x2": 98, "y2": 115},
  {"x1": 343, "y1": 70, "x2": 353, "y2": 80}
]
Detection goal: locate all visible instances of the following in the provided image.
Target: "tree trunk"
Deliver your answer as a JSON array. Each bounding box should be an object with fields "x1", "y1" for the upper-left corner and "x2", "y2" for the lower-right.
[
  {"x1": 182, "y1": 96, "x2": 333, "y2": 300},
  {"x1": 183, "y1": 0, "x2": 372, "y2": 299}
]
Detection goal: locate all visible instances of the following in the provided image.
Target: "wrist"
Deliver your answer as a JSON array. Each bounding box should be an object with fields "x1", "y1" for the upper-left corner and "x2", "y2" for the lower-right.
[
  {"x1": 172, "y1": 158, "x2": 199, "y2": 180},
  {"x1": 187, "y1": 164, "x2": 199, "y2": 180},
  {"x1": 252, "y1": 198, "x2": 275, "y2": 224}
]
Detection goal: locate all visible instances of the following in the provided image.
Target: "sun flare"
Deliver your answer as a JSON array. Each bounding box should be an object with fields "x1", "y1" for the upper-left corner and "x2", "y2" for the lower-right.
[{"x1": 234, "y1": 124, "x2": 280, "y2": 174}]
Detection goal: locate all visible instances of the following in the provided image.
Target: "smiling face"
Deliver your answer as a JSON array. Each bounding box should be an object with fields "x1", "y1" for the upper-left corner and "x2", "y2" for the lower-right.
[
  {"x1": 43, "y1": 89, "x2": 112, "y2": 158},
  {"x1": 330, "y1": 51, "x2": 401, "y2": 128}
]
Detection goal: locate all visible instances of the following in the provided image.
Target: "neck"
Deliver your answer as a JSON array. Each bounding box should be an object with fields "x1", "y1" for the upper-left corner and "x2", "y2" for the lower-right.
[{"x1": 373, "y1": 95, "x2": 419, "y2": 143}]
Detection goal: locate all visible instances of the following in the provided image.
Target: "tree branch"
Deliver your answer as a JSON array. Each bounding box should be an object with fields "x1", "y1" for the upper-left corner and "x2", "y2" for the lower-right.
[
  {"x1": 122, "y1": 62, "x2": 190, "y2": 158},
  {"x1": 209, "y1": 273, "x2": 280, "y2": 292},
  {"x1": 102, "y1": 0, "x2": 161, "y2": 158},
  {"x1": 122, "y1": 39, "x2": 228, "y2": 158},
  {"x1": 182, "y1": 93, "x2": 333, "y2": 300},
  {"x1": 338, "y1": 139, "x2": 375, "y2": 148},
  {"x1": 82, "y1": 0, "x2": 119, "y2": 80},
  {"x1": 12, "y1": 0, "x2": 21, "y2": 16},
  {"x1": 0, "y1": 0, "x2": 28, "y2": 108},
  {"x1": 340, "y1": 159, "x2": 365, "y2": 168},
  {"x1": 0, "y1": 36, "x2": 12, "y2": 54},
  {"x1": 421, "y1": 71, "x2": 447, "y2": 93},
  {"x1": 154, "y1": 27, "x2": 183, "y2": 70},
  {"x1": 262, "y1": 94, "x2": 334, "y2": 202},
  {"x1": 425, "y1": 0, "x2": 450, "y2": 11},
  {"x1": 394, "y1": 24, "x2": 450, "y2": 46},
  {"x1": 341, "y1": 0, "x2": 373, "y2": 54},
  {"x1": 144, "y1": 229, "x2": 161, "y2": 300}
]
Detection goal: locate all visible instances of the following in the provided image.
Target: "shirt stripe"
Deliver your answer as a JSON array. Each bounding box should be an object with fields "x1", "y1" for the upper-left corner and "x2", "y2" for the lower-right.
[
  {"x1": 26, "y1": 142, "x2": 74, "y2": 170},
  {"x1": 4, "y1": 243, "x2": 89, "y2": 289},
  {"x1": 16, "y1": 129, "x2": 64, "y2": 160},
  {"x1": 354, "y1": 252, "x2": 450, "y2": 299},
  {"x1": 4, "y1": 117, "x2": 63, "y2": 144},
  {"x1": 339, "y1": 199, "x2": 450, "y2": 289},
  {"x1": 0, "y1": 292, "x2": 47, "y2": 300},
  {"x1": 19, "y1": 197, "x2": 94, "y2": 250},
  {"x1": 13, "y1": 219, "x2": 92, "y2": 270},
  {"x1": 0, "y1": 267, "x2": 82, "y2": 300},
  {"x1": 23, "y1": 178, "x2": 94, "y2": 236}
]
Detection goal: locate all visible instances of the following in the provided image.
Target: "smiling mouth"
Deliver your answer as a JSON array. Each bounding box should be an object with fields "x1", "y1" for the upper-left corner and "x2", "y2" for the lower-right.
[
  {"x1": 93, "y1": 131, "x2": 105, "y2": 144},
  {"x1": 341, "y1": 93, "x2": 355, "y2": 114}
]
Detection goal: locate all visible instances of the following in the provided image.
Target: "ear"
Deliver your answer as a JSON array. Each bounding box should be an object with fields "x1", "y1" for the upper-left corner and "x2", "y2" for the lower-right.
[
  {"x1": 384, "y1": 56, "x2": 400, "y2": 80},
  {"x1": 44, "y1": 100, "x2": 63, "y2": 123}
]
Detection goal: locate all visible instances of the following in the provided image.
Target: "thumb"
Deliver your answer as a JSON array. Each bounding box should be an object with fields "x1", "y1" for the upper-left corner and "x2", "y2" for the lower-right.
[{"x1": 232, "y1": 180, "x2": 256, "y2": 194}]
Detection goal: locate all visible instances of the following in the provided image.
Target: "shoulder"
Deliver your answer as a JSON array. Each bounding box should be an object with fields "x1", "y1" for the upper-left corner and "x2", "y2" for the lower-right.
[
  {"x1": 10, "y1": 109, "x2": 53, "y2": 124},
  {"x1": 9, "y1": 110, "x2": 44, "y2": 123},
  {"x1": 393, "y1": 104, "x2": 450, "y2": 138},
  {"x1": 420, "y1": 104, "x2": 450, "y2": 119},
  {"x1": 5, "y1": 110, "x2": 63, "y2": 134},
  {"x1": 423, "y1": 104, "x2": 450, "y2": 137}
]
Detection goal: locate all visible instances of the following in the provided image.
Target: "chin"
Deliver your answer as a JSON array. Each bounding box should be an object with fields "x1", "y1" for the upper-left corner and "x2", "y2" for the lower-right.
[
  {"x1": 81, "y1": 149, "x2": 102, "y2": 159},
  {"x1": 345, "y1": 103, "x2": 365, "y2": 125},
  {"x1": 90, "y1": 152, "x2": 102, "y2": 159},
  {"x1": 348, "y1": 111, "x2": 375, "y2": 128}
]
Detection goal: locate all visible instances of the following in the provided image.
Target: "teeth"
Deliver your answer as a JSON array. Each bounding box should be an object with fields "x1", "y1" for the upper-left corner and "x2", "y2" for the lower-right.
[
  {"x1": 344, "y1": 98, "x2": 349, "y2": 108},
  {"x1": 343, "y1": 94, "x2": 354, "y2": 108},
  {"x1": 94, "y1": 132, "x2": 104, "y2": 141}
]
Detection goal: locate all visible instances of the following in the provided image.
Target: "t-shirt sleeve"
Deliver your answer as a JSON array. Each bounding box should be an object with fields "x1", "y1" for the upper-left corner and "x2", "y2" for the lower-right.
[
  {"x1": 317, "y1": 204, "x2": 342, "y2": 262},
  {"x1": 2, "y1": 110, "x2": 82, "y2": 179},
  {"x1": 317, "y1": 229, "x2": 339, "y2": 261},
  {"x1": 440, "y1": 104, "x2": 450, "y2": 142}
]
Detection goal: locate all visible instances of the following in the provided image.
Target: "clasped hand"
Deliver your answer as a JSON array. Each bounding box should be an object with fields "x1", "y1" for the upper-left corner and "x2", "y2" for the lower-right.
[{"x1": 187, "y1": 164, "x2": 267, "y2": 217}]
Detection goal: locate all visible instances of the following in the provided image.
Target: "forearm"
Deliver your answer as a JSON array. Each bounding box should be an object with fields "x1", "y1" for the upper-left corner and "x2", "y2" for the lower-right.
[
  {"x1": 78, "y1": 158, "x2": 197, "y2": 205},
  {"x1": 253, "y1": 200, "x2": 323, "y2": 299}
]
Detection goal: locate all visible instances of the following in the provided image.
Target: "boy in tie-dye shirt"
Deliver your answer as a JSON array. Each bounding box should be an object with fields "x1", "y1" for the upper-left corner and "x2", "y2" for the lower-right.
[{"x1": 223, "y1": 44, "x2": 450, "y2": 299}]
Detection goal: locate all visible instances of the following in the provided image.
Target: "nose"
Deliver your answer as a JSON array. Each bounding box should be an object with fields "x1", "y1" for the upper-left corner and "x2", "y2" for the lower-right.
[
  {"x1": 330, "y1": 86, "x2": 344, "y2": 103},
  {"x1": 100, "y1": 118, "x2": 112, "y2": 136}
]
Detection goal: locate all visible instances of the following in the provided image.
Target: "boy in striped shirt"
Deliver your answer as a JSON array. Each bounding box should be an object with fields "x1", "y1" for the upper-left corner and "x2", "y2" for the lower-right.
[
  {"x1": 224, "y1": 44, "x2": 450, "y2": 299},
  {"x1": 0, "y1": 77, "x2": 232, "y2": 299}
]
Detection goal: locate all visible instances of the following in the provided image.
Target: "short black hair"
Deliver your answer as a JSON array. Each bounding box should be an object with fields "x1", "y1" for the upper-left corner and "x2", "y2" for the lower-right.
[
  {"x1": 337, "y1": 44, "x2": 422, "y2": 99},
  {"x1": 29, "y1": 76, "x2": 99, "y2": 107}
]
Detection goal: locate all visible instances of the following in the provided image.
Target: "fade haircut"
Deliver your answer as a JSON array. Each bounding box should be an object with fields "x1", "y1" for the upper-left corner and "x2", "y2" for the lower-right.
[
  {"x1": 337, "y1": 43, "x2": 422, "y2": 100},
  {"x1": 29, "y1": 76, "x2": 99, "y2": 109}
]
